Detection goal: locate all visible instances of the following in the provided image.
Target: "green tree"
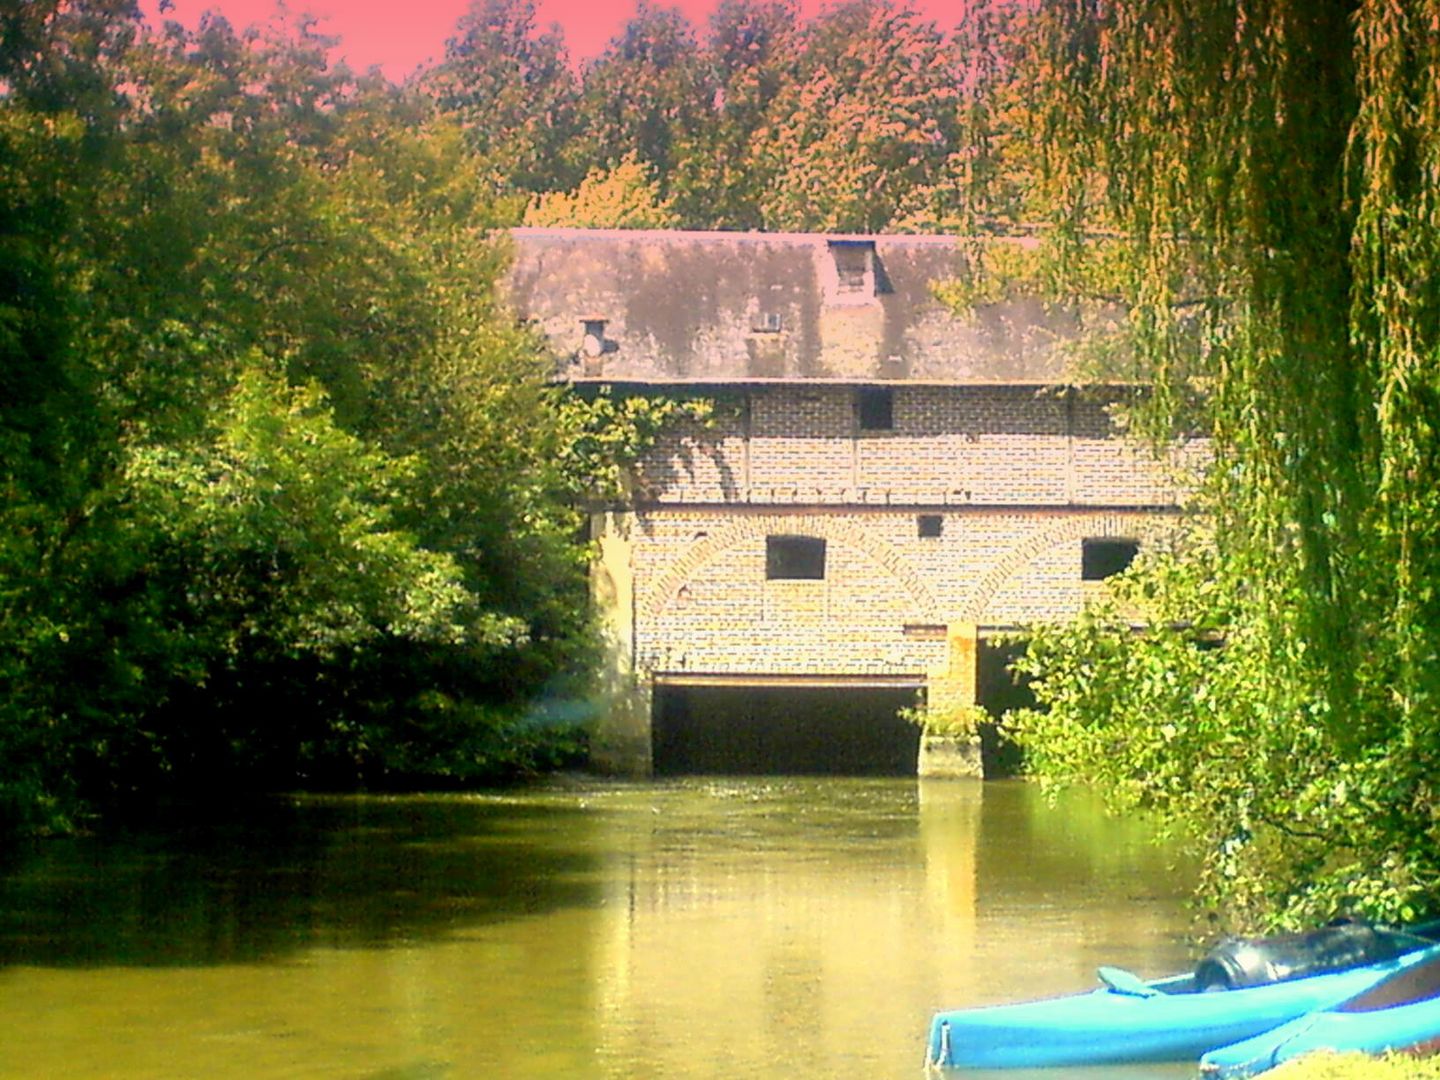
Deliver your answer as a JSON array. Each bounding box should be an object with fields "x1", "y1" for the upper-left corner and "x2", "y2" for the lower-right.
[
  {"x1": 425, "y1": 0, "x2": 581, "y2": 195},
  {"x1": 572, "y1": 3, "x2": 707, "y2": 191},
  {"x1": 666, "y1": 0, "x2": 801, "y2": 228},
  {"x1": 524, "y1": 152, "x2": 678, "y2": 228},
  {"x1": 751, "y1": 0, "x2": 960, "y2": 232},
  {"x1": 0, "y1": 2, "x2": 603, "y2": 828},
  {"x1": 928, "y1": 0, "x2": 1041, "y2": 233},
  {"x1": 1002, "y1": 0, "x2": 1440, "y2": 928}
]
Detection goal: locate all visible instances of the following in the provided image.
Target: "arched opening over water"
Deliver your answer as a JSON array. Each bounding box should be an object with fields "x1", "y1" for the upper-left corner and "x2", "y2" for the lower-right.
[
  {"x1": 976, "y1": 637, "x2": 1035, "y2": 777},
  {"x1": 652, "y1": 681, "x2": 921, "y2": 776}
]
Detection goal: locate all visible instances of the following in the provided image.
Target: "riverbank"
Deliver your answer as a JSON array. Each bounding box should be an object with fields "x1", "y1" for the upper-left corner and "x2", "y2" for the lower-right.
[{"x1": 1279, "y1": 1052, "x2": 1440, "y2": 1078}]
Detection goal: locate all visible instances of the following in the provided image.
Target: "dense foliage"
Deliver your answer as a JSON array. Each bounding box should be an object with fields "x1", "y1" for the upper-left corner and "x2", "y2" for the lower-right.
[
  {"x1": 10, "y1": 0, "x2": 1437, "y2": 939},
  {"x1": 428, "y1": 0, "x2": 1032, "y2": 233},
  {"x1": 1000, "y1": 0, "x2": 1440, "y2": 929},
  {"x1": 0, "y1": 0, "x2": 670, "y2": 832}
]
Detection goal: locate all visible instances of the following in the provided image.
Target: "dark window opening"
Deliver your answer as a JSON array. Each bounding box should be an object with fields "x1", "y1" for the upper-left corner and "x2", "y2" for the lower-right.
[
  {"x1": 858, "y1": 386, "x2": 894, "y2": 431},
  {"x1": 1082, "y1": 538, "x2": 1140, "y2": 580},
  {"x1": 767, "y1": 535, "x2": 826, "y2": 580},
  {"x1": 917, "y1": 514, "x2": 944, "y2": 538},
  {"x1": 831, "y1": 243, "x2": 872, "y2": 294}
]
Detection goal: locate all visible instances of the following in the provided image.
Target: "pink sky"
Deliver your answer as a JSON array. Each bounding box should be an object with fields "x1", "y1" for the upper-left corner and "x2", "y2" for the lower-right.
[{"x1": 137, "y1": 0, "x2": 959, "y2": 81}]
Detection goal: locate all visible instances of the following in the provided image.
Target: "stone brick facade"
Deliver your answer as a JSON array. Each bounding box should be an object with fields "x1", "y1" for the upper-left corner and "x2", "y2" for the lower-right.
[
  {"x1": 638, "y1": 385, "x2": 1201, "y2": 510},
  {"x1": 506, "y1": 228, "x2": 1203, "y2": 776},
  {"x1": 592, "y1": 383, "x2": 1197, "y2": 775}
]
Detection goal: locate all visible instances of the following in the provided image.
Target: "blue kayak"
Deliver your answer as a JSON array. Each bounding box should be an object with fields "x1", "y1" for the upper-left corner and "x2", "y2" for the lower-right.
[
  {"x1": 1198, "y1": 950, "x2": 1440, "y2": 1077},
  {"x1": 925, "y1": 926, "x2": 1440, "y2": 1070}
]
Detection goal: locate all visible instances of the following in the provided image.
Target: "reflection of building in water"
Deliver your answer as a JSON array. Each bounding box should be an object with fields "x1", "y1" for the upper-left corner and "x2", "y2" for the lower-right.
[
  {"x1": 919, "y1": 779, "x2": 982, "y2": 962},
  {"x1": 591, "y1": 781, "x2": 1194, "y2": 1076},
  {"x1": 592, "y1": 785, "x2": 973, "y2": 1076},
  {"x1": 936, "y1": 782, "x2": 1196, "y2": 1007}
]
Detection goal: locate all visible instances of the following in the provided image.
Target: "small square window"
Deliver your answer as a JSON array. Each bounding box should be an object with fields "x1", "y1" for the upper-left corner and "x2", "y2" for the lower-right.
[
  {"x1": 767, "y1": 535, "x2": 826, "y2": 580},
  {"x1": 857, "y1": 387, "x2": 894, "y2": 431},
  {"x1": 1082, "y1": 538, "x2": 1140, "y2": 580},
  {"x1": 917, "y1": 515, "x2": 944, "y2": 538}
]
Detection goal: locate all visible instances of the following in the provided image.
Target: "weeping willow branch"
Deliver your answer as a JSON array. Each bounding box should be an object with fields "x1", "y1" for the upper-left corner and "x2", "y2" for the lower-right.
[{"x1": 1007, "y1": 0, "x2": 1440, "y2": 926}]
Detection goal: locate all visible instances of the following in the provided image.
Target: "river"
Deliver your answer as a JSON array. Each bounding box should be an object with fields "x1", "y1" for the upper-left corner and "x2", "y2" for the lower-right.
[{"x1": 0, "y1": 778, "x2": 1199, "y2": 1079}]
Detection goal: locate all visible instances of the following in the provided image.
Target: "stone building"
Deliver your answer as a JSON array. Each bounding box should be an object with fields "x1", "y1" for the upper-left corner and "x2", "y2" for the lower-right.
[{"x1": 506, "y1": 227, "x2": 1202, "y2": 777}]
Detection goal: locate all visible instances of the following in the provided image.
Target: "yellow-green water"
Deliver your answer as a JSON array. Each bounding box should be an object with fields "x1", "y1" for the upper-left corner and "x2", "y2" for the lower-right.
[{"x1": 0, "y1": 778, "x2": 1199, "y2": 1079}]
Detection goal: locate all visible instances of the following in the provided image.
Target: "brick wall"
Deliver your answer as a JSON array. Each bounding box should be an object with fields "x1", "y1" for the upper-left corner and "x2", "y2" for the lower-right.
[
  {"x1": 626, "y1": 506, "x2": 1176, "y2": 678},
  {"x1": 635, "y1": 385, "x2": 1196, "y2": 509},
  {"x1": 610, "y1": 384, "x2": 1199, "y2": 681}
]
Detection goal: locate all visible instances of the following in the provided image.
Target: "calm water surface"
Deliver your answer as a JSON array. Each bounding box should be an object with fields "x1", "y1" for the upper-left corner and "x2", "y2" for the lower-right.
[{"x1": 0, "y1": 778, "x2": 1201, "y2": 1079}]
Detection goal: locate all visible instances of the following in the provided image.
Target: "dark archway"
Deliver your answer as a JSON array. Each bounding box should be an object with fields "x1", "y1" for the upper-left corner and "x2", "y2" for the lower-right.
[
  {"x1": 976, "y1": 638, "x2": 1035, "y2": 777},
  {"x1": 653, "y1": 684, "x2": 921, "y2": 776}
]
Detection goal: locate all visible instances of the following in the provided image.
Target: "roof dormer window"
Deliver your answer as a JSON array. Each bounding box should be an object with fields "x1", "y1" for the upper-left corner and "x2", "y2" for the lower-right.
[{"x1": 827, "y1": 239, "x2": 877, "y2": 304}]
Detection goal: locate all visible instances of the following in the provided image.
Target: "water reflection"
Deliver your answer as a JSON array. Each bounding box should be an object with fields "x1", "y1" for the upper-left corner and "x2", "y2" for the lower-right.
[
  {"x1": 587, "y1": 779, "x2": 1194, "y2": 1079},
  {"x1": 0, "y1": 797, "x2": 600, "y2": 967},
  {"x1": 0, "y1": 778, "x2": 1198, "y2": 1079}
]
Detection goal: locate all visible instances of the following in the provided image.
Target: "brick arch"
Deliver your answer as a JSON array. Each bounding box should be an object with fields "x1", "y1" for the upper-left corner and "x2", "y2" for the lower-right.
[
  {"x1": 959, "y1": 512, "x2": 1175, "y2": 623},
  {"x1": 641, "y1": 515, "x2": 941, "y2": 622}
]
